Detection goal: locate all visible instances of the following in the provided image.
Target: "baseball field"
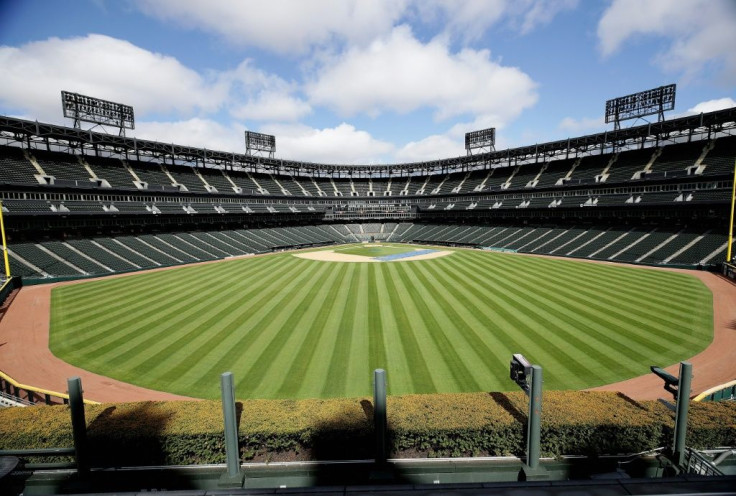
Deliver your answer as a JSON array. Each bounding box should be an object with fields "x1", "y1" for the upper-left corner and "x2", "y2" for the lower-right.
[{"x1": 48, "y1": 244, "x2": 713, "y2": 400}]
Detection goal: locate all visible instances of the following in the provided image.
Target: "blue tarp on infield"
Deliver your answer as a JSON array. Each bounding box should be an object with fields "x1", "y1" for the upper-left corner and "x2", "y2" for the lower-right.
[{"x1": 374, "y1": 249, "x2": 439, "y2": 262}]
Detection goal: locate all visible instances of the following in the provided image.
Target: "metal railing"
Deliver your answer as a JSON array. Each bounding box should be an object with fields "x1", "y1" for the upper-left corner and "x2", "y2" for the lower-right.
[
  {"x1": 0, "y1": 389, "x2": 32, "y2": 407},
  {"x1": 683, "y1": 448, "x2": 725, "y2": 476},
  {"x1": 0, "y1": 377, "x2": 86, "y2": 471},
  {"x1": 693, "y1": 379, "x2": 736, "y2": 402},
  {"x1": 0, "y1": 369, "x2": 98, "y2": 406}
]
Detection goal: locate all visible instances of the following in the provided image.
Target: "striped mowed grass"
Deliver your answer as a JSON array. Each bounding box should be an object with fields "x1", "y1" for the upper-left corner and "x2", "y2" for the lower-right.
[{"x1": 49, "y1": 246, "x2": 713, "y2": 400}]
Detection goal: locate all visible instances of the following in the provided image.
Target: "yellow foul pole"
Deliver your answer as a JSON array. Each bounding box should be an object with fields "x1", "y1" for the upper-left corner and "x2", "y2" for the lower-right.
[
  {"x1": 0, "y1": 201, "x2": 10, "y2": 278},
  {"x1": 728, "y1": 159, "x2": 736, "y2": 263}
]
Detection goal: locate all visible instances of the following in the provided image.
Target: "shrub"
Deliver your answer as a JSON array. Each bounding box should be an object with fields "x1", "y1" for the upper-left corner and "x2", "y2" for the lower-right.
[{"x1": 0, "y1": 391, "x2": 733, "y2": 466}]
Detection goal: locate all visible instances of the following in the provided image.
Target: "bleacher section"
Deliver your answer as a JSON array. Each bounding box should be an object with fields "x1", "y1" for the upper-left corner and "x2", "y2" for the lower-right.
[
  {"x1": 700, "y1": 137, "x2": 736, "y2": 176},
  {"x1": 85, "y1": 156, "x2": 137, "y2": 189},
  {"x1": 0, "y1": 111, "x2": 734, "y2": 281},
  {"x1": 1, "y1": 135, "x2": 733, "y2": 201},
  {"x1": 168, "y1": 165, "x2": 209, "y2": 193},
  {"x1": 32, "y1": 150, "x2": 93, "y2": 187},
  {"x1": 128, "y1": 162, "x2": 176, "y2": 191},
  {"x1": 5, "y1": 214, "x2": 730, "y2": 281},
  {"x1": 604, "y1": 149, "x2": 651, "y2": 183},
  {"x1": 392, "y1": 222, "x2": 725, "y2": 267},
  {"x1": 0, "y1": 147, "x2": 39, "y2": 185}
]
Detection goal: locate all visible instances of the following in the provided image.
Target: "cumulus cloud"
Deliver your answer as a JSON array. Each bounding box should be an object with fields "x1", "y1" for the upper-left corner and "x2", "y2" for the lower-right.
[
  {"x1": 687, "y1": 98, "x2": 736, "y2": 115},
  {"x1": 0, "y1": 35, "x2": 310, "y2": 125},
  {"x1": 410, "y1": 0, "x2": 507, "y2": 43},
  {"x1": 136, "y1": 0, "x2": 580, "y2": 54},
  {"x1": 395, "y1": 134, "x2": 465, "y2": 162},
  {"x1": 136, "y1": 0, "x2": 407, "y2": 54},
  {"x1": 0, "y1": 34, "x2": 225, "y2": 122},
  {"x1": 515, "y1": 0, "x2": 579, "y2": 35},
  {"x1": 231, "y1": 92, "x2": 311, "y2": 122},
  {"x1": 598, "y1": 0, "x2": 736, "y2": 83},
  {"x1": 259, "y1": 123, "x2": 395, "y2": 164},
  {"x1": 306, "y1": 25, "x2": 538, "y2": 125},
  {"x1": 134, "y1": 118, "x2": 244, "y2": 152},
  {"x1": 222, "y1": 60, "x2": 311, "y2": 122}
]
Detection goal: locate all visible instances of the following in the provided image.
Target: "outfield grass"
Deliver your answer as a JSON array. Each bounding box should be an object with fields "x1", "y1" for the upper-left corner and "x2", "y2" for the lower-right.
[{"x1": 49, "y1": 246, "x2": 713, "y2": 400}]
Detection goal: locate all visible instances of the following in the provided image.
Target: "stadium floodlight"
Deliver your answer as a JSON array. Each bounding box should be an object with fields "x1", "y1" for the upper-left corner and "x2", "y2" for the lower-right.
[
  {"x1": 61, "y1": 91, "x2": 135, "y2": 136},
  {"x1": 245, "y1": 131, "x2": 276, "y2": 158},
  {"x1": 465, "y1": 127, "x2": 496, "y2": 155},
  {"x1": 605, "y1": 84, "x2": 676, "y2": 130}
]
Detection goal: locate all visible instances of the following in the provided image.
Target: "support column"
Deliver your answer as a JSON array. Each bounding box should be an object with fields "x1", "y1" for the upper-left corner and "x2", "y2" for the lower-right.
[
  {"x1": 67, "y1": 377, "x2": 88, "y2": 474},
  {"x1": 374, "y1": 369, "x2": 387, "y2": 465},
  {"x1": 521, "y1": 366, "x2": 547, "y2": 481},
  {"x1": 527, "y1": 365, "x2": 542, "y2": 470},
  {"x1": 219, "y1": 372, "x2": 244, "y2": 487},
  {"x1": 673, "y1": 362, "x2": 692, "y2": 467}
]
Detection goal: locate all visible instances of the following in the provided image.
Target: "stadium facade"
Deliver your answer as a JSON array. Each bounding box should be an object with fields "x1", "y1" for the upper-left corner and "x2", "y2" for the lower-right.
[{"x1": 0, "y1": 107, "x2": 734, "y2": 280}]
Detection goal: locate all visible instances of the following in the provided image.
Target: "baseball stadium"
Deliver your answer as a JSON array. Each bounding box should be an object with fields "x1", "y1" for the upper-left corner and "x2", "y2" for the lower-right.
[
  {"x1": 1, "y1": 3, "x2": 736, "y2": 494},
  {"x1": 0, "y1": 99, "x2": 734, "y2": 493}
]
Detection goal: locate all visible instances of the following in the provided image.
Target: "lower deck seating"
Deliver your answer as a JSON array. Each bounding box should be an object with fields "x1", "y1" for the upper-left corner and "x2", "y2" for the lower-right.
[{"x1": 8, "y1": 220, "x2": 728, "y2": 280}]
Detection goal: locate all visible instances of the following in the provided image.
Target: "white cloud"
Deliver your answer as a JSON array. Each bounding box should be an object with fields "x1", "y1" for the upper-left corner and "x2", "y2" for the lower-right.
[
  {"x1": 598, "y1": 0, "x2": 736, "y2": 82},
  {"x1": 230, "y1": 92, "x2": 311, "y2": 122},
  {"x1": 0, "y1": 35, "x2": 311, "y2": 126},
  {"x1": 0, "y1": 34, "x2": 225, "y2": 122},
  {"x1": 136, "y1": 0, "x2": 579, "y2": 55},
  {"x1": 134, "y1": 118, "x2": 244, "y2": 152},
  {"x1": 260, "y1": 123, "x2": 395, "y2": 164},
  {"x1": 515, "y1": 0, "x2": 579, "y2": 35},
  {"x1": 687, "y1": 98, "x2": 736, "y2": 114},
  {"x1": 222, "y1": 60, "x2": 311, "y2": 122},
  {"x1": 395, "y1": 134, "x2": 464, "y2": 162},
  {"x1": 136, "y1": 0, "x2": 407, "y2": 54},
  {"x1": 558, "y1": 116, "x2": 604, "y2": 134},
  {"x1": 410, "y1": 0, "x2": 578, "y2": 42},
  {"x1": 306, "y1": 25, "x2": 538, "y2": 124},
  {"x1": 410, "y1": 0, "x2": 507, "y2": 42}
]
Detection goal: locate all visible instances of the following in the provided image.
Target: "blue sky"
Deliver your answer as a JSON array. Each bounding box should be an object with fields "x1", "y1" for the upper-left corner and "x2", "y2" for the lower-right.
[{"x1": 0, "y1": 0, "x2": 734, "y2": 164}]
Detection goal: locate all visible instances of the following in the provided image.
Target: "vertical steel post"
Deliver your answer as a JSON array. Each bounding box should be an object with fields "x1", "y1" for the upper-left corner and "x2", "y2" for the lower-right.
[
  {"x1": 67, "y1": 377, "x2": 88, "y2": 473},
  {"x1": 725, "y1": 158, "x2": 735, "y2": 262},
  {"x1": 374, "y1": 369, "x2": 387, "y2": 464},
  {"x1": 673, "y1": 362, "x2": 692, "y2": 466},
  {"x1": 0, "y1": 201, "x2": 11, "y2": 278},
  {"x1": 527, "y1": 365, "x2": 542, "y2": 470},
  {"x1": 221, "y1": 372, "x2": 242, "y2": 480}
]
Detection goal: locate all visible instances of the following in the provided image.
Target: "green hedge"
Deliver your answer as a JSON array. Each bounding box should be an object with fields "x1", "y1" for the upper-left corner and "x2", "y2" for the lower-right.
[{"x1": 0, "y1": 391, "x2": 734, "y2": 466}]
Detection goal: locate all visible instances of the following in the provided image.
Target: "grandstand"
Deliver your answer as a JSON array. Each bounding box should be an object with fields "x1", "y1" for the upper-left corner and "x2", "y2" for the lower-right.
[
  {"x1": 1, "y1": 106, "x2": 735, "y2": 496},
  {"x1": 0, "y1": 108, "x2": 734, "y2": 280}
]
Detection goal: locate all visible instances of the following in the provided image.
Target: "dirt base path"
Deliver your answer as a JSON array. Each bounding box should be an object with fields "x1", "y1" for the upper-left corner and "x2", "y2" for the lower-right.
[
  {"x1": 0, "y1": 282, "x2": 195, "y2": 403},
  {"x1": 0, "y1": 252, "x2": 733, "y2": 403},
  {"x1": 590, "y1": 269, "x2": 736, "y2": 400}
]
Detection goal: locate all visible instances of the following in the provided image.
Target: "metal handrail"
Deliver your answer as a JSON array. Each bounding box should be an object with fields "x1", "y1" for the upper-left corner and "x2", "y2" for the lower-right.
[
  {"x1": 693, "y1": 379, "x2": 736, "y2": 402},
  {"x1": 683, "y1": 448, "x2": 724, "y2": 476},
  {"x1": 0, "y1": 370, "x2": 99, "y2": 405},
  {"x1": 0, "y1": 389, "x2": 32, "y2": 406}
]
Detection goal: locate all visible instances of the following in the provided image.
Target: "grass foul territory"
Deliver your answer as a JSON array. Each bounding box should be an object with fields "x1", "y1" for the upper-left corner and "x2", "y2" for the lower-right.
[{"x1": 49, "y1": 246, "x2": 713, "y2": 400}]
